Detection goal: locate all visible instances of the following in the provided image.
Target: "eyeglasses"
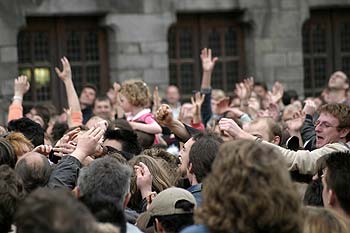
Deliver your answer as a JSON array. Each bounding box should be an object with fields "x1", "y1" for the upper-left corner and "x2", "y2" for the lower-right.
[{"x1": 314, "y1": 120, "x2": 339, "y2": 129}]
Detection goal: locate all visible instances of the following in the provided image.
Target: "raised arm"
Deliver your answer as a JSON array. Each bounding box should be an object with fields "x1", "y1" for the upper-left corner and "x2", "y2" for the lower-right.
[
  {"x1": 55, "y1": 57, "x2": 82, "y2": 126},
  {"x1": 200, "y1": 48, "x2": 218, "y2": 125},
  {"x1": 8, "y1": 75, "x2": 30, "y2": 122}
]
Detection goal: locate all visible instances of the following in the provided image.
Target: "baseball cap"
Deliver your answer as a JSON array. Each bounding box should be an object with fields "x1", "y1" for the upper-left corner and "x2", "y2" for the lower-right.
[{"x1": 136, "y1": 187, "x2": 196, "y2": 229}]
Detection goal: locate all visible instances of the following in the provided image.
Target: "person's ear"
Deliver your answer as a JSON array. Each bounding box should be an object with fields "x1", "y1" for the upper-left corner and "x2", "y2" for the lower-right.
[
  {"x1": 123, "y1": 192, "x2": 131, "y2": 208},
  {"x1": 72, "y1": 186, "x2": 80, "y2": 199},
  {"x1": 272, "y1": 136, "x2": 281, "y2": 145},
  {"x1": 188, "y1": 162, "x2": 194, "y2": 174},
  {"x1": 339, "y1": 128, "x2": 350, "y2": 139},
  {"x1": 155, "y1": 218, "x2": 165, "y2": 233},
  {"x1": 329, "y1": 189, "x2": 337, "y2": 207}
]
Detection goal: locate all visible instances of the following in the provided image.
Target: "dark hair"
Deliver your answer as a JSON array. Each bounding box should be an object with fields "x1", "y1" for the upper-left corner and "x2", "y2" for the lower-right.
[
  {"x1": 77, "y1": 156, "x2": 132, "y2": 209},
  {"x1": 82, "y1": 83, "x2": 98, "y2": 95},
  {"x1": 95, "y1": 96, "x2": 112, "y2": 107},
  {"x1": 254, "y1": 82, "x2": 268, "y2": 91},
  {"x1": 15, "y1": 188, "x2": 96, "y2": 233},
  {"x1": 104, "y1": 129, "x2": 142, "y2": 157},
  {"x1": 51, "y1": 122, "x2": 69, "y2": 143},
  {"x1": 282, "y1": 90, "x2": 299, "y2": 105},
  {"x1": 32, "y1": 105, "x2": 50, "y2": 130},
  {"x1": 189, "y1": 132, "x2": 223, "y2": 183},
  {"x1": 7, "y1": 118, "x2": 44, "y2": 147},
  {"x1": 303, "y1": 177, "x2": 324, "y2": 207},
  {"x1": 154, "y1": 200, "x2": 194, "y2": 233},
  {"x1": 0, "y1": 165, "x2": 25, "y2": 233},
  {"x1": 15, "y1": 153, "x2": 52, "y2": 193},
  {"x1": 0, "y1": 138, "x2": 16, "y2": 168},
  {"x1": 324, "y1": 151, "x2": 350, "y2": 213}
]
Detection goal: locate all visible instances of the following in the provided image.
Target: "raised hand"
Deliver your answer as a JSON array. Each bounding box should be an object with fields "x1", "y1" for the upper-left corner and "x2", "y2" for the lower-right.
[
  {"x1": 303, "y1": 99, "x2": 317, "y2": 116},
  {"x1": 55, "y1": 56, "x2": 72, "y2": 83},
  {"x1": 14, "y1": 75, "x2": 30, "y2": 97},
  {"x1": 156, "y1": 104, "x2": 174, "y2": 126},
  {"x1": 33, "y1": 145, "x2": 53, "y2": 157},
  {"x1": 191, "y1": 92, "x2": 205, "y2": 114},
  {"x1": 201, "y1": 48, "x2": 218, "y2": 73},
  {"x1": 134, "y1": 162, "x2": 153, "y2": 197},
  {"x1": 235, "y1": 78, "x2": 253, "y2": 101},
  {"x1": 270, "y1": 81, "x2": 284, "y2": 104},
  {"x1": 152, "y1": 86, "x2": 161, "y2": 114}
]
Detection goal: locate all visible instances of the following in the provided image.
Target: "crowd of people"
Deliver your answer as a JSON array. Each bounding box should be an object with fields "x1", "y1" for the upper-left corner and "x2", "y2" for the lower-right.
[{"x1": 0, "y1": 47, "x2": 350, "y2": 233}]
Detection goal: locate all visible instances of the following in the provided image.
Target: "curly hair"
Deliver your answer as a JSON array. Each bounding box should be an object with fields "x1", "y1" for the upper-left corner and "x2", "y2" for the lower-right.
[
  {"x1": 128, "y1": 155, "x2": 172, "y2": 212},
  {"x1": 120, "y1": 80, "x2": 150, "y2": 107},
  {"x1": 195, "y1": 140, "x2": 302, "y2": 233},
  {"x1": 319, "y1": 103, "x2": 350, "y2": 129},
  {"x1": 303, "y1": 206, "x2": 350, "y2": 233}
]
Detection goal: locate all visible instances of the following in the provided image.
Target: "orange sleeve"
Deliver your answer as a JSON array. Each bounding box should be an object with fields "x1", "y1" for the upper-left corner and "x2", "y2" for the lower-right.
[
  {"x1": 71, "y1": 111, "x2": 83, "y2": 126},
  {"x1": 8, "y1": 102, "x2": 23, "y2": 122}
]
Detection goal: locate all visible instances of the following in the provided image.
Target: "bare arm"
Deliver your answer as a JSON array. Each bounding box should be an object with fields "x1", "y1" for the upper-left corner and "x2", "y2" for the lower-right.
[
  {"x1": 129, "y1": 121, "x2": 162, "y2": 134},
  {"x1": 55, "y1": 57, "x2": 81, "y2": 118}
]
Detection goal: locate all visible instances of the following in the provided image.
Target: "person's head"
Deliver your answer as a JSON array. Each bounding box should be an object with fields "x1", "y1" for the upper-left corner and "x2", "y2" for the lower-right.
[
  {"x1": 303, "y1": 206, "x2": 350, "y2": 233},
  {"x1": 196, "y1": 140, "x2": 302, "y2": 233},
  {"x1": 15, "y1": 152, "x2": 52, "y2": 193},
  {"x1": 243, "y1": 117, "x2": 282, "y2": 145},
  {"x1": 25, "y1": 105, "x2": 50, "y2": 130},
  {"x1": 254, "y1": 82, "x2": 268, "y2": 98},
  {"x1": 77, "y1": 156, "x2": 132, "y2": 210},
  {"x1": 119, "y1": 80, "x2": 151, "y2": 112},
  {"x1": 5, "y1": 132, "x2": 34, "y2": 160},
  {"x1": 187, "y1": 132, "x2": 223, "y2": 184},
  {"x1": 7, "y1": 118, "x2": 45, "y2": 147},
  {"x1": 211, "y1": 89, "x2": 226, "y2": 114},
  {"x1": 165, "y1": 85, "x2": 180, "y2": 105},
  {"x1": 15, "y1": 188, "x2": 98, "y2": 233},
  {"x1": 328, "y1": 71, "x2": 349, "y2": 90},
  {"x1": 80, "y1": 84, "x2": 97, "y2": 106},
  {"x1": 93, "y1": 96, "x2": 114, "y2": 120},
  {"x1": 0, "y1": 138, "x2": 16, "y2": 168},
  {"x1": 321, "y1": 151, "x2": 350, "y2": 217},
  {"x1": 137, "y1": 187, "x2": 196, "y2": 233},
  {"x1": 315, "y1": 103, "x2": 350, "y2": 148},
  {"x1": 128, "y1": 155, "x2": 172, "y2": 211},
  {"x1": 103, "y1": 128, "x2": 142, "y2": 160},
  {"x1": 282, "y1": 90, "x2": 299, "y2": 106},
  {"x1": 0, "y1": 165, "x2": 25, "y2": 233}
]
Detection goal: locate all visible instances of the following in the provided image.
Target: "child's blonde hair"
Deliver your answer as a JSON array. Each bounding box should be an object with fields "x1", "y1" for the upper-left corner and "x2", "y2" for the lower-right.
[{"x1": 120, "y1": 80, "x2": 150, "y2": 107}]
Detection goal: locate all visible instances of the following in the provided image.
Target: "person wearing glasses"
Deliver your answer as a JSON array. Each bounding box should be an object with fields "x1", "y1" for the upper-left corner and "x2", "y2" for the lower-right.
[{"x1": 218, "y1": 103, "x2": 350, "y2": 175}]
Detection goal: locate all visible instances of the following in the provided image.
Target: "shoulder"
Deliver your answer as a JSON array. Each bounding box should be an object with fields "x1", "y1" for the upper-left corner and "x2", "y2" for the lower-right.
[{"x1": 180, "y1": 224, "x2": 209, "y2": 233}]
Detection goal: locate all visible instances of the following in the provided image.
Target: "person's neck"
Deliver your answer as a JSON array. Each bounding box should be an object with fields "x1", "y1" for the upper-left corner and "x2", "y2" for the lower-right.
[
  {"x1": 169, "y1": 102, "x2": 179, "y2": 109},
  {"x1": 131, "y1": 106, "x2": 145, "y2": 116},
  {"x1": 328, "y1": 89, "x2": 346, "y2": 103},
  {"x1": 189, "y1": 175, "x2": 199, "y2": 186}
]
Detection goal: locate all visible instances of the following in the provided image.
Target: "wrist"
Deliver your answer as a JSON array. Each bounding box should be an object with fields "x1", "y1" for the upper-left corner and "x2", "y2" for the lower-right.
[
  {"x1": 12, "y1": 95, "x2": 23, "y2": 102},
  {"x1": 71, "y1": 148, "x2": 87, "y2": 162},
  {"x1": 140, "y1": 187, "x2": 152, "y2": 199}
]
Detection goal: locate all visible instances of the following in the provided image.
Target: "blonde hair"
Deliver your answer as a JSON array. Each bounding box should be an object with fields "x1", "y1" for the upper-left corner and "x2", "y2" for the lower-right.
[
  {"x1": 6, "y1": 132, "x2": 34, "y2": 158},
  {"x1": 303, "y1": 206, "x2": 350, "y2": 233},
  {"x1": 120, "y1": 80, "x2": 150, "y2": 107}
]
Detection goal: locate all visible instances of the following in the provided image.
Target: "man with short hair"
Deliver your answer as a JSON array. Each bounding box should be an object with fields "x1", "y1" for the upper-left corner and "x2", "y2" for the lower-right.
[
  {"x1": 93, "y1": 96, "x2": 114, "y2": 121},
  {"x1": 325, "y1": 71, "x2": 349, "y2": 104},
  {"x1": 178, "y1": 132, "x2": 223, "y2": 205},
  {"x1": 322, "y1": 151, "x2": 350, "y2": 218},
  {"x1": 164, "y1": 85, "x2": 181, "y2": 119},
  {"x1": 15, "y1": 152, "x2": 52, "y2": 193},
  {"x1": 243, "y1": 117, "x2": 281, "y2": 145},
  {"x1": 77, "y1": 156, "x2": 142, "y2": 233},
  {"x1": 137, "y1": 187, "x2": 196, "y2": 233},
  {"x1": 219, "y1": 103, "x2": 350, "y2": 175},
  {"x1": 80, "y1": 84, "x2": 97, "y2": 124}
]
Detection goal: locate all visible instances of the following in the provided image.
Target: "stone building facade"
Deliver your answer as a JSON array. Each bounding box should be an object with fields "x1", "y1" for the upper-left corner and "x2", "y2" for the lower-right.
[{"x1": 0, "y1": 0, "x2": 350, "y2": 122}]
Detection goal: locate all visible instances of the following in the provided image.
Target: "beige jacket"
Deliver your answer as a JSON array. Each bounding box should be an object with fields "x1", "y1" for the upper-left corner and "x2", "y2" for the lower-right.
[{"x1": 262, "y1": 141, "x2": 350, "y2": 174}]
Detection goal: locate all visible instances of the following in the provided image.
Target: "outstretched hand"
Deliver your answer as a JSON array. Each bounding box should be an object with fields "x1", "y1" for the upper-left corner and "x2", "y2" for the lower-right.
[
  {"x1": 134, "y1": 162, "x2": 153, "y2": 198},
  {"x1": 14, "y1": 75, "x2": 30, "y2": 97},
  {"x1": 201, "y1": 48, "x2": 218, "y2": 73},
  {"x1": 55, "y1": 57, "x2": 72, "y2": 83},
  {"x1": 71, "y1": 126, "x2": 105, "y2": 162}
]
